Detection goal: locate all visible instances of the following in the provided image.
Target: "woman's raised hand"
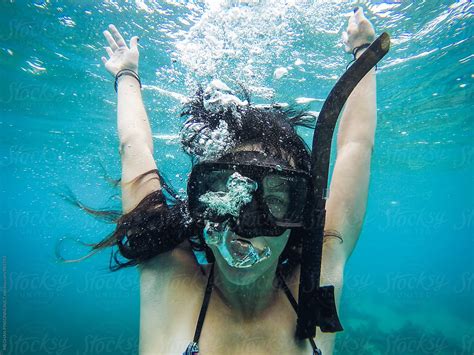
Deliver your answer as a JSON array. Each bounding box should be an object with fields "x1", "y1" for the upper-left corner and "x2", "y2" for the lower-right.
[
  {"x1": 101, "y1": 24, "x2": 139, "y2": 77},
  {"x1": 342, "y1": 7, "x2": 375, "y2": 53}
]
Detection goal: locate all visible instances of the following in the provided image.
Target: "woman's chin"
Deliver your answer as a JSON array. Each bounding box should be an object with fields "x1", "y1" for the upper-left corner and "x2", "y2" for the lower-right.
[
  {"x1": 214, "y1": 249, "x2": 273, "y2": 285},
  {"x1": 203, "y1": 223, "x2": 289, "y2": 285}
]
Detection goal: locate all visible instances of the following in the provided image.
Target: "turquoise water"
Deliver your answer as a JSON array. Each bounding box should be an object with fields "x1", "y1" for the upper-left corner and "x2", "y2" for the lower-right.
[{"x1": 1, "y1": 1, "x2": 473, "y2": 354}]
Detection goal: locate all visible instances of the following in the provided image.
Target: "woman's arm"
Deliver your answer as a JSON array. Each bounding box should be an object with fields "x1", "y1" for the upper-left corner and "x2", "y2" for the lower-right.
[
  {"x1": 315, "y1": 8, "x2": 377, "y2": 353},
  {"x1": 102, "y1": 25, "x2": 161, "y2": 213},
  {"x1": 324, "y1": 7, "x2": 376, "y2": 258}
]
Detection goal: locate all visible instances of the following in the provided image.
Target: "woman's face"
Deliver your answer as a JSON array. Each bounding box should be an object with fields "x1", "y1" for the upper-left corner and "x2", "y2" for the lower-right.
[{"x1": 201, "y1": 143, "x2": 295, "y2": 285}]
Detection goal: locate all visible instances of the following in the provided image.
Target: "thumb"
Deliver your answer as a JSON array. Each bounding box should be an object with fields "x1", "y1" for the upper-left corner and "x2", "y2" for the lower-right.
[{"x1": 130, "y1": 36, "x2": 139, "y2": 49}]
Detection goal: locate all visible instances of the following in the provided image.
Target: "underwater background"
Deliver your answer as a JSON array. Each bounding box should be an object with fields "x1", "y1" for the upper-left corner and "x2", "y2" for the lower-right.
[{"x1": 0, "y1": 0, "x2": 472, "y2": 354}]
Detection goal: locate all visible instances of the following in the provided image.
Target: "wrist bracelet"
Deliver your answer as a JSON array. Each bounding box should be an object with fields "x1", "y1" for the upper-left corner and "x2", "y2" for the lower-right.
[
  {"x1": 352, "y1": 43, "x2": 371, "y2": 59},
  {"x1": 346, "y1": 43, "x2": 377, "y2": 71},
  {"x1": 114, "y1": 69, "x2": 141, "y2": 93}
]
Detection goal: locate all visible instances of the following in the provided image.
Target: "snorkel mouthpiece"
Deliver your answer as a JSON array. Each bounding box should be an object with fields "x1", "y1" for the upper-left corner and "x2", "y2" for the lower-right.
[{"x1": 203, "y1": 221, "x2": 271, "y2": 268}]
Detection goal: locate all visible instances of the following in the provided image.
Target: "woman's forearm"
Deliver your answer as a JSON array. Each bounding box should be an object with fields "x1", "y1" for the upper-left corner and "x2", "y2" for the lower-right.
[
  {"x1": 117, "y1": 75, "x2": 153, "y2": 152},
  {"x1": 337, "y1": 56, "x2": 377, "y2": 151},
  {"x1": 325, "y1": 52, "x2": 377, "y2": 258}
]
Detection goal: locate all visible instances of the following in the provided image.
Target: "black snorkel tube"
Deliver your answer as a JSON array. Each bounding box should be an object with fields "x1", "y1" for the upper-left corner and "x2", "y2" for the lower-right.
[{"x1": 296, "y1": 33, "x2": 391, "y2": 344}]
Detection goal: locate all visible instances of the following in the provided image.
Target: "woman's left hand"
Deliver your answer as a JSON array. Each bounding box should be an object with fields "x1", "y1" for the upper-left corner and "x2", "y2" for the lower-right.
[
  {"x1": 342, "y1": 7, "x2": 375, "y2": 54},
  {"x1": 101, "y1": 24, "x2": 140, "y2": 77}
]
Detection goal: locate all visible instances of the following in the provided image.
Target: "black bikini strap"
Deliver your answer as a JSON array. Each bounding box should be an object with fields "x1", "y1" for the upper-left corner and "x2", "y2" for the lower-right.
[
  {"x1": 190, "y1": 265, "x2": 320, "y2": 354},
  {"x1": 192, "y1": 262, "x2": 215, "y2": 344},
  {"x1": 277, "y1": 269, "x2": 321, "y2": 355}
]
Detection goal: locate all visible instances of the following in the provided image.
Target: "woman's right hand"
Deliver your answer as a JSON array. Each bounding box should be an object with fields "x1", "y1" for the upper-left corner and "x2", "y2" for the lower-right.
[{"x1": 101, "y1": 24, "x2": 139, "y2": 77}]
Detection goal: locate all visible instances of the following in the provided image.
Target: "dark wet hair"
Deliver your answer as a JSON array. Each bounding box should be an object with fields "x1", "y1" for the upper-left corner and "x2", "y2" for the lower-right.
[
  {"x1": 59, "y1": 87, "x2": 319, "y2": 277},
  {"x1": 180, "y1": 86, "x2": 314, "y2": 171}
]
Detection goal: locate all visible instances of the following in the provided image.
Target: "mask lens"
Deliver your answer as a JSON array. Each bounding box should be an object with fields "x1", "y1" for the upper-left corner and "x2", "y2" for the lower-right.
[
  {"x1": 206, "y1": 169, "x2": 233, "y2": 192},
  {"x1": 190, "y1": 168, "x2": 233, "y2": 219},
  {"x1": 262, "y1": 174, "x2": 309, "y2": 224},
  {"x1": 262, "y1": 175, "x2": 290, "y2": 219},
  {"x1": 190, "y1": 167, "x2": 259, "y2": 223}
]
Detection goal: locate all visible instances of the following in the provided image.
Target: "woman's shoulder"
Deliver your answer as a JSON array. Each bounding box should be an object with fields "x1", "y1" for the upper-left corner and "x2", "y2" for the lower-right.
[
  {"x1": 139, "y1": 239, "x2": 196, "y2": 272},
  {"x1": 138, "y1": 240, "x2": 208, "y2": 353},
  {"x1": 138, "y1": 239, "x2": 207, "y2": 291}
]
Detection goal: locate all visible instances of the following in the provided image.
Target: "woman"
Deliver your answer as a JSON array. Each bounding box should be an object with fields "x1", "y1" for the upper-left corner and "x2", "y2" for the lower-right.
[{"x1": 97, "y1": 7, "x2": 376, "y2": 355}]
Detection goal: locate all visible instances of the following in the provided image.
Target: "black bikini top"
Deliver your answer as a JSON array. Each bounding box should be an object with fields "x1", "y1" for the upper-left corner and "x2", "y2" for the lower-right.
[{"x1": 183, "y1": 263, "x2": 322, "y2": 355}]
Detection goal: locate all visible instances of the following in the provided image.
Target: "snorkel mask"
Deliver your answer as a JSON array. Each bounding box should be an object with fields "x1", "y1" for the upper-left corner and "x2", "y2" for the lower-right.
[
  {"x1": 188, "y1": 151, "x2": 312, "y2": 268},
  {"x1": 188, "y1": 151, "x2": 313, "y2": 238}
]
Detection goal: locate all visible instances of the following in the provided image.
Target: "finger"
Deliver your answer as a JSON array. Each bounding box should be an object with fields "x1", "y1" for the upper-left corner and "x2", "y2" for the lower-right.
[
  {"x1": 108, "y1": 24, "x2": 127, "y2": 48},
  {"x1": 342, "y1": 32, "x2": 351, "y2": 53},
  {"x1": 342, "y1": 31, "x2": 348, "y2": 44},
  {"x1": 103, "y1": 30, "x2": 118, "y2": 51},
  {"x1": 105, "y1": 46, "x2": 113, "y2": 57},
  {"x1": 101, "y1": 56, "x2": 107, "y2": 65},
  {"x1": 129, "y1": 36, "x2": 139, "y2": 49},
  {"x1": 354, "y1": 7, "x2": 365, "y2": 25},
  {"x1": 348, "y1": 10, "x2": 357, "y2": 27}
]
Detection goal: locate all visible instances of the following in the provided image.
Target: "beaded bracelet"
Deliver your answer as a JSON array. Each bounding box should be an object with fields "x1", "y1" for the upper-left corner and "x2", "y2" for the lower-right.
[{"x1": 114, "y1": 69, "x2": 141, "y2": 93}]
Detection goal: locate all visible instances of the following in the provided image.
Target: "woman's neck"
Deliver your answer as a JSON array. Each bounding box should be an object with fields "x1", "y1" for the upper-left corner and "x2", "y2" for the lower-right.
[{"x1": 212, "y1": 262, "x2": 281, "y2": 321}]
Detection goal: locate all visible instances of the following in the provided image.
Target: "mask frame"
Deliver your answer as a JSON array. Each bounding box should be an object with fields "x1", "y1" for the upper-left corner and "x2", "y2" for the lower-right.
[{"x1": 187, "y1": 153, "x2": 313, "y2": 238}]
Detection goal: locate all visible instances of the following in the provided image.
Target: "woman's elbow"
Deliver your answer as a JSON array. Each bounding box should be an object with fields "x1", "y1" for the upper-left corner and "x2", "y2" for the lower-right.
[{"x1": 119, "y1": 134, "x2": 153, "y2": 156}]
